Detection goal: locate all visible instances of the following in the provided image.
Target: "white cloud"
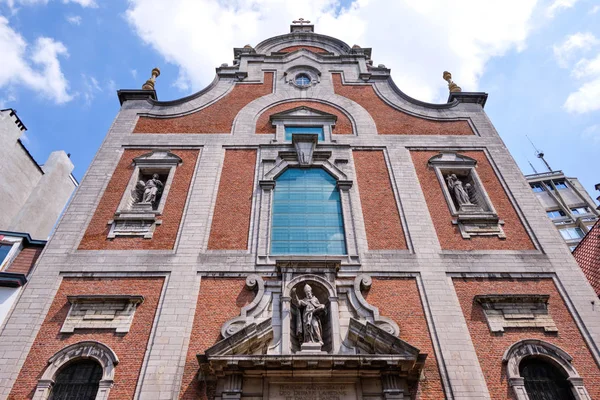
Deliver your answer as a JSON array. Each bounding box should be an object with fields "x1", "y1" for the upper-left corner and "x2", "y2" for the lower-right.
[
  {"x1": 81, "y1": 73, "x2": 102, "y2": 105},
  {"x1": 591, "y1": 5, "x2": 600, "y2": 14},
  {"x1": 564, "y1": 77, "x2": 600, "y2": 113},
  {"x1": 582, "y1": 124, "x2": 600, "y2": 143},
  {"x1": 546, "y1": 0, "x2": 578, "y2": 18},
  {"x1": 572, "y1": 54, "x2": 600, "y2": 79},
  {"x1": 0, "y1": 16, "x2": 72, "y2": 103},
  {"x1": 1, "y1": 0, "x2": 96, "y2": 7},
  {"x1": 66, "y1": 15, "x2": 82, "y2": 25},
  {"x1": 107, "y1": 79, "x2": 116, "y2": 92},
  {"x1": 125, "y1": 0, "x2": 538, "y2": 102},
  {"x1": 63, "y1": 0, "x2": 97, "y2": 7},
  {"x1": 130, "y1": 69, "x2": 137, "y2": 79},
  {"x1": 553, "y1": 32, "x2": 599, "y2": 68}
]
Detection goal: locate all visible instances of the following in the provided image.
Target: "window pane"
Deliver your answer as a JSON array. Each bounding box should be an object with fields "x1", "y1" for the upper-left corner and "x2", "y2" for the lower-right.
[
  {"x1": 560, "y1": 227, "x2": 584, "y2": 240},
  {"x1": 531, "y1": 184, "x2": 544, "y2": 193},
  {"x1": 546, "y1": 210, "x2": 565, "y2": 218},
  {"x1": 553, "y1": 180, "x2": 568, "y2": 189},
  {"x1": 0, "y1": 244, "x2": 12, "y2": 266},
  {"x1": 271, "y1": 168, "x2": 346, "y2": 255},
  {"x1": 571, "y1": 207, "x2": 589, "y2": 215},
  {"x1": 285, "y1": 126, "x2": 324, "y2": 141}
]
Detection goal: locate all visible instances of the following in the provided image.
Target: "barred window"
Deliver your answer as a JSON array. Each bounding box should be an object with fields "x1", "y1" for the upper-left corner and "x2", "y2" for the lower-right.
[
  {"x1": 49, "y1": 360, "x2": 102, "y2": 400},
  {"x1": 520, "y1": 358, "x2": 575, "y2": 400}
]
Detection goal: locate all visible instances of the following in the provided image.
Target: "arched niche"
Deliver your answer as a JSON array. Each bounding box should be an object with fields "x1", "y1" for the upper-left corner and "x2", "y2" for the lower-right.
[
  {"x1": 503, "y1": 339, "x2": 591, "y2": 400},
  {"x1": 33, "y1": 341, "x2": 119, "y2": 400}
]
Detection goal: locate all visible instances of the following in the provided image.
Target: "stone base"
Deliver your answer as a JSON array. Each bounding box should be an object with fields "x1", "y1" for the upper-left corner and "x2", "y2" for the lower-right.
[{"x1": 300, "y1": 342, "x2": 325, "y2": 353}]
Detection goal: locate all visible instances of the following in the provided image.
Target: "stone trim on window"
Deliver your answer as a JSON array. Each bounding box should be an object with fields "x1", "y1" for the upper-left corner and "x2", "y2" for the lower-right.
[
  {"x1": 475, "y1": 294, "x2": 558, "y2": 334},
  {"x1": 269, "y1": 106, "x2": 337, "y2": 143},
  {"x1": 60, "y1": 295, "x2": 144, "y2": 333},
  {"x1": 428, "y1": 152, "x2": 505, "y2": 239},
  {"x1": 33, "y1": 341, "x2": 119, "y2": 400},
  {"x1": 108, "y1": 150, "x2": 182, "y2": 239},
  {"x1": 283, "y1": 65, "x2": 321, "y2": 89},
  {"x1": 503, "y1": 339, "x2": 591, "y2": 400}
]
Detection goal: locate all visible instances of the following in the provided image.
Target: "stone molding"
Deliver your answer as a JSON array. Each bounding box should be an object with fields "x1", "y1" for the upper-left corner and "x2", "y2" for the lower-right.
[
  {"x1": 33, "y1": 341, "x2": 119, "y2": 400},
  {"x1": 61, "y1": 295, "x2": 144, "y2": 333},
  {"x1": 503, "y1": 339, "x2": 591, "y2": 400},
  {"x1": 475, "y1": 294, "x2": 557, "y2": 334},
  {"x1": 220, "y1": 275, "x2": 271, "y2": 338}
]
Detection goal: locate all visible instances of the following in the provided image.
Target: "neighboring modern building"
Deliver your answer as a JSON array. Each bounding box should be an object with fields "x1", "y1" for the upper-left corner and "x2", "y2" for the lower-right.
[
  {"x1": 525, "y1": 170, "x2": 599, "y2": 250},
  {"x1": 0, "y1": 109, "x2": 78, "y2": 326},
  {"x1": 1, "y1": 22, "x2": 600, "y2": 400},
  {"x1": 573, "y1": 184, "x2": 600, "y2": 297}
]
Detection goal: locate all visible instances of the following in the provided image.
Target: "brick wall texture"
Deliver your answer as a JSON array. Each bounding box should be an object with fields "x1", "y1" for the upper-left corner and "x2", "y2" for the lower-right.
[
  {"x1": 5, "y1": 246, "x2": 42, "y2": 275},
  {"x1": 133, "y1": 72, "x2": 274, "y2": 134},
  {"x1": 453, "y1": 277, "x2": 600, "y2": 399},
  {"x1": 353, "y1": 150, "x2": 407, "y2": 250},
  {"x1": 574, "y1": 219, "x2": 600, "y2": 295},
  {"x1": 255, "y1": 101, "x2": 353, "y2": 134},
  {"x1": 364, "y1": 278, "x2": 445, "y2": 399},
  {"x1": 8, "y1": 277, "x2": 164, "y2": 400},
  {"x1": 411, "y1": 150, "x2": 535, "y2": 250},
  {"x1": 78, "y1": 149, "x2": 199, "y2": 250},
  {"x1": 179, "y1": 278, "x2": 255, "y2": 399},
  {"x1": 332, "y1": 73, "x2": 474, "y2": 135},
  {"x1": 278, "y1": 45, "x2": 328, "y2": 53},
  {"x1": 207, "y1": 149, "x2": 257, "y2": 250}
]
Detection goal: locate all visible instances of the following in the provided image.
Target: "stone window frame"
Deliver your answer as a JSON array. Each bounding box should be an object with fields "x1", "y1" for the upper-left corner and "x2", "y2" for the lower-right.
[
  {"x1": 107, "y1": 150, "x2": 182, "y2": 239},
  {"x1": 60, "y1": 295, "x2": 144, "y2": 334},
  {"x1": 428, "y1": 152, "x2": 506, "y2": 239},
  {"x1": 270, "y1": 106, "x2": 337, "y2": 144},
  {"x1": 256, "y1": 146, "x2": 359, "y2": 266},
  {"x1": 0, "y1": 235, "x2": 23, "y2": 271},
  {"x1": 503, "y1": 339, "x2": 591, "y2": 400},
  {"x1": 283, "y1": 65, "x2": 321, "y2": 90},
  {"x1": 33, "y1": 341, "x2": 119, "y2": 400}
]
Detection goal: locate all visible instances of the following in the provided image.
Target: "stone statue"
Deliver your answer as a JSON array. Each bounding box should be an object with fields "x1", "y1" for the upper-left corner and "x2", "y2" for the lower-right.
[
  {"x1": 292, "y1": 284, "x2": 325, "y2": 345},
  {"x1": 446, "y1": 174, "x2": 472, "y2": 207},
  {"x1": 134, "y1": 174, "x2": 164, "y2": 206}
]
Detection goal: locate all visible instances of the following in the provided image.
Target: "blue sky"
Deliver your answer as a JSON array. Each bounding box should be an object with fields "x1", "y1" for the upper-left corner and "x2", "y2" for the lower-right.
[{"x1": 0, "y1": 0, "x2": 598, "y2": 201}]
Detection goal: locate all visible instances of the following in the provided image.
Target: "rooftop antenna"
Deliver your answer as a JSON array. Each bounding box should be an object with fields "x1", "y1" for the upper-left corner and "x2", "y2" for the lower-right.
[
  {"x1": 526, "y1": 135, "x2": 553, "y2": 173},
  {"x1": 527, "y1": 159, "x2": 538, "y2": 174}
]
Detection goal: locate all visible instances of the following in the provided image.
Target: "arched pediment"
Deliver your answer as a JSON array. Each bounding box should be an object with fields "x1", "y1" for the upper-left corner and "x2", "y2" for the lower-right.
[
  {"x1": 42, "y1": 341, "x2": 119, "y2": 382},
  {"x1": 255, "y1": 32, "x2": 352, "y2": 56}
]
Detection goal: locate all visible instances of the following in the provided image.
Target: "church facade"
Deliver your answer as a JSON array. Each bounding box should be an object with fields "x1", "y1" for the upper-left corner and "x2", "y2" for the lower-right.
[{"x1": 1, "y1": 22, "x2": 599, "y2": 400}]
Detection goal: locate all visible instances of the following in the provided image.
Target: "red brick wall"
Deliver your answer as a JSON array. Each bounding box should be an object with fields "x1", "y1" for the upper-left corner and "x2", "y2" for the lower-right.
[
  {"x1": 79, "y1": 149, "x2": 199, "y2": 250},
  {"x1": 574, "y1": 219, "x2": 600, "y2": 296},
  {"x1": 278, "y1": 45, "x2": 328, "y2": 54},
  {"x1": 207, "y1": 149, "x2": 256, "y2": 250},
  {"x1": 134, "y1": 72, "x2": 274, "y2": 134},
  {"x1": 9, "y1": 277, "x2": 164, "y2": 400},
  {"x1": 353, "y1": 150, "x2": 407, "y2": 250},
  {"x1": 332, "y1": 73, "x2": 473, "y2": 135},
  {"x1": 255, "y1": 101, "x2": 353, "y2": 134},
  {"x1": 5, "y1": 247, "x2": 42, "y2": 275},
  {"x1": 411, "y1": 150, "x2": 535, "y2": 250},
  {"x1": 364, "y1": 278, "x2": 445, "y2": 399},
  {"x1": 453, "y1": 278, "x2": 600, "y2": 399},
  {"x1": 179, "y1": 278, "x2": 255, "y2": 399}
]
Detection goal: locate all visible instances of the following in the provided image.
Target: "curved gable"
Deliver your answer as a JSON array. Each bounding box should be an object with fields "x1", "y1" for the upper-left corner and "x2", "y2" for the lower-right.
[
  {"x1": 278, "y1": 45, "x2": 329, "y2": 54},
  {"x1": 134, "y1": 72, "x2": 274, "y2": 134}
]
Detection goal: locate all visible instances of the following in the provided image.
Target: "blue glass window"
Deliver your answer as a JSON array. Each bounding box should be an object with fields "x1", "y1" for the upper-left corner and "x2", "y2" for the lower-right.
[
  {"x1": 285, "y1": 126, "x2": 324, "y2": 141},
  {"x1": 546, "y1": 210, "x2": 566, "y2": 219},
  {"x1": 295, "y1": 74, "x2": 311, "y2": 86},
  {"x1": 0, "y1": 244, "x2": 12, "y2": 266},
  {"x1": 530, "y1": 183, "x2": 544, "y2": 193},
  {"x1": 271, "y1": 168, "x2": 347, "y2": 255}
]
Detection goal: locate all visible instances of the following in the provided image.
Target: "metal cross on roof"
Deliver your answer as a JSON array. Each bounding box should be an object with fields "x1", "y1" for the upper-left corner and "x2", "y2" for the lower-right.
[{"x1": 292, "y1": 18, "x2": 311, "y2": 25}]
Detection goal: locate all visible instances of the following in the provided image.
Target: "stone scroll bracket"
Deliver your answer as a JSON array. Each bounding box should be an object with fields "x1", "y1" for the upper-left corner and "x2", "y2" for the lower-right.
[{"x1": 220, "y1": 275, "x2": 272, "y2": 339}]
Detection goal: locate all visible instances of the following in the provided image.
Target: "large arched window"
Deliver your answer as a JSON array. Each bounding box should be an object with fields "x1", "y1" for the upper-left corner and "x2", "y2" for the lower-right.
[
  {"x1": 49, "y1": 360, "x2": 103, "y2": 400},
  {"x1": 520, "y1": 358, "x2": 575, "y2": 400},
  {"x1": 271, "y1": 168, "x2": 346, "y2": 255}
]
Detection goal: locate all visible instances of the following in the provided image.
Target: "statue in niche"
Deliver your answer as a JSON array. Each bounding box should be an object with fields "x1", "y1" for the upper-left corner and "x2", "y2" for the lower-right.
[
  {"x1": 446, "y1": 174, "x2": 473, "y2": 207},
  {"x1": 133, "y1": 173, "x2": 164, "y2": 207},
  {"x1": 292, "y1": 284, "x2": 325, "y2": 345}
]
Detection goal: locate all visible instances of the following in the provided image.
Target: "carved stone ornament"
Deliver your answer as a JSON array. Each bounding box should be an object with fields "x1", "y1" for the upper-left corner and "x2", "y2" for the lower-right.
[
  {"x1": 475, "y1": 294, "x2": 557, "y2": 334},
  {"x1": 198, "y1": 272, "x2": 425, "y2": 399},
  {"x1": 61, "y1": 295, "x2": 144, "y2": 334},
  {"x1": 503, "y1": 339, "x2": 591, "y2": 400},
  {"x1": 429, "y1": 152, "x2": 506, "y2": 239},
  {"x1": 108, "y1": 150, "x2": 181, "y2": 239},
  {"x1": 33, "y1": 341, "x2": 119, "y2": 400}
]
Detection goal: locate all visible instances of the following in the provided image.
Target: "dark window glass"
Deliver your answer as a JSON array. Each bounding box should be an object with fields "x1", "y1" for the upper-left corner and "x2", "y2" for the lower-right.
[
  {"x1": 49, "y1": 360, "x2": 102, "y2": 400},
  {"x1": 271, "y1": 168, "x2": 346, "y2": 255},
  {"x1": 284, "y1": 126, "x2": 324, "y2": 141},
  {"x1": 531, "y1": 183, "x2": 544, "y2": 193},
  {"x1": 520, "y1": 358, "x2": 575, "y2": 400},
  {"x1": 0, "y1": 244, "x2": 12, "y2": 266}
]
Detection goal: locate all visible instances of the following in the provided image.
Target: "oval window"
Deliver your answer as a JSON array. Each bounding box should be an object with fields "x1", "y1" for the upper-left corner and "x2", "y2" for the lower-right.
[{"x1": 295, "y1": 74, "x2": 311, "y2": 87}]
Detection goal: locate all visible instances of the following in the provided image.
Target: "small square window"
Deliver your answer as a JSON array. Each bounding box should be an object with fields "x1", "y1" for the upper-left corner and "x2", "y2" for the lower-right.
[
  {"x1": 285, "y1": 126, "x2": 324, "y2": 141},
  {"x1": 531, "y1": 183, "x2": 544, "y2": 193},
  {"x1": 547, "y1": 210, "x2": 566, "y2": 219}
]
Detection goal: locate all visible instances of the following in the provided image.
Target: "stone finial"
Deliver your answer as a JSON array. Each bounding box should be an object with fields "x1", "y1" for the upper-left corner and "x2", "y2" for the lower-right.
[
  {"x1": 243, "y1": 44, "x2": 253, "y2": 49},
  {"x1": 443, "y1": 71, "x2": 461, "y2": 93},
  {"x1": 292, "y1": 17, "x2": 311, "y2": 25},
  {"x1": 352, "y1": 44, "x2": 361, "y2": 49},
  {"x1": 142, "y1": 67, "x2": 160, "y2": 91}
]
